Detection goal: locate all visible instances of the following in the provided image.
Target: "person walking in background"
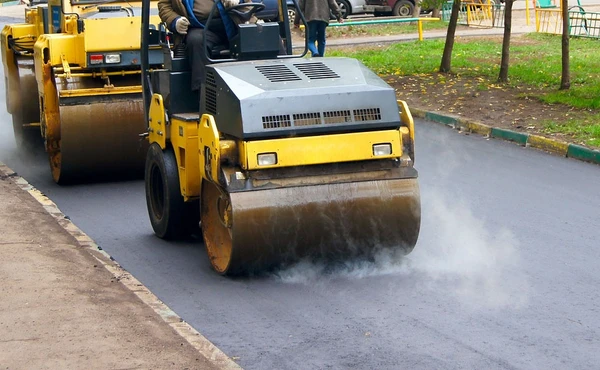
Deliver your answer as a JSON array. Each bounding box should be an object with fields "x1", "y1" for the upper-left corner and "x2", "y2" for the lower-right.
[{"x1": 298, "y1": 0, "x2": 343, "y2": 57}]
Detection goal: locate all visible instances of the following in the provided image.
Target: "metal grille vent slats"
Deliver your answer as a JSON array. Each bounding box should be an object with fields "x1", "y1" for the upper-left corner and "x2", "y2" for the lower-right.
[
  {"x1": 205, "y1": 71, "x2": 217, "y2": 114},
  {"x1": 256, "y1": 65, "x2": 301, "y2": 82},
  {"x1": 294, "y1": 62, "x2": 340, "y2": 80},
  {"x1": 293, "y1": 112, "x2": 321, "y2": 126},
  {"x1": 262, "y1": 108, "x2": 381, "y2": 129},
  {"x1": 263, "y1": 115, "x2": 292, "y2": 129},
  {"x1": 354, "y1": 108, "x2": 381, "y2": 122},
  {"x1": 323, "y1": 110, "x2": 351, "y2": 124}
]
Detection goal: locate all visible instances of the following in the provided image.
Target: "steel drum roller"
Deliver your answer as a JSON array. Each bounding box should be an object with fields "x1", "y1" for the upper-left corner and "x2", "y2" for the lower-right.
[
  {"x1": 202, "y1": 177, "x2": 421, "y2": 275},
  {"x1": 55, "y1": 97, "x2": 146, "y2": 180}
]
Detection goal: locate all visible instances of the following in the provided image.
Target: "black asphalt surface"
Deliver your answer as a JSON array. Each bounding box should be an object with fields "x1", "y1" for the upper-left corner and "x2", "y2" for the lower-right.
[
  {"x1": 1, "y1": 12, "x2": 600, "y2": 367},
  {"x1": 2, "y1": 100, "x2": 600, "y2": 368}
]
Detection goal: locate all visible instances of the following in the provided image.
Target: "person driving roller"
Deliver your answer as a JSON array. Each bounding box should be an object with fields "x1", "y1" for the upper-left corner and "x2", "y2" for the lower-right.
[{"x1": 158, "y1": 0, "x2": 242, "y2": 92}]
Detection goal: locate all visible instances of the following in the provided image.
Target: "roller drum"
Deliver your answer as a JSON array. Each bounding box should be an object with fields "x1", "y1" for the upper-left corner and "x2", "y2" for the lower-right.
[
  {"x1": 202, "y1": 177, "x2": 420, "y2": 275},
  {"x1": 56, "y1": 97, "x2": 146, "y2": 181}
]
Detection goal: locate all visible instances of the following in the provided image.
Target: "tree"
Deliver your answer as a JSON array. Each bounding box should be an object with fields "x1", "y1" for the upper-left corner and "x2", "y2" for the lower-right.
[
  {"x1": 498, "y1": 0, "x2": 514, "y2": 82},
  {"x1": 560, "y1": 0, "x2": 570, "y2": 90},
  {"x1": 440, "y1": 0, "x2": 462, "y2": 72}
]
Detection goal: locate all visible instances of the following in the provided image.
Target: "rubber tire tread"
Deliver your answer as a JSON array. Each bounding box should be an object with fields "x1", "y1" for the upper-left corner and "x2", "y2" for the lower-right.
[
  {"x1": 393, "y1": 0, "x2": 414, "y2": 17},
  {"x1": 145, "y1": 144, "x2": 197, "y2": 240}
]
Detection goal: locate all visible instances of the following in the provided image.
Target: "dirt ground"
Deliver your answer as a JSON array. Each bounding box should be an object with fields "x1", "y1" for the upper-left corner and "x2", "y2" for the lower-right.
[{"x1": 384, "y1": 67, "x2": 588, "y2": 146}]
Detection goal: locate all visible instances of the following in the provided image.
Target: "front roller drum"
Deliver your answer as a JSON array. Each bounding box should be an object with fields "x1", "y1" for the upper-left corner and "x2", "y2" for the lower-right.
[
  {"x1": 201, "y1": 177, "x2": 421, "y2": 275},
  {"x1": 48, "y1": 97, "x2": 147, "y2": 183}
]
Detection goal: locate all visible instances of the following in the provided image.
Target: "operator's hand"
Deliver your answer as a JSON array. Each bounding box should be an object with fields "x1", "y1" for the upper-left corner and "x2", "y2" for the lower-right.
[
  {"x1": 223, "y1": 0, "x2": 240, "y2": 9},
  {"x1": 175, "y1": 17, "x2": 190, "y2": 35}
]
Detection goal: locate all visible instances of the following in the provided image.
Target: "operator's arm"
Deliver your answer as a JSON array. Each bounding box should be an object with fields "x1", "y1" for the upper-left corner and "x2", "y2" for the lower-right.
[{"x1": 158, "y1": 0, "x2": 184, "y2": 32}]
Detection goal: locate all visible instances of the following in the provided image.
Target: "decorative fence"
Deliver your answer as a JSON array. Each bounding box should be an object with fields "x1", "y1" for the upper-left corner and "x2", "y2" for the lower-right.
[
  {"x1": 441, "y1": 0, "x2": 600, "y2": 38},
  {"x1": 535, "y1": 1, "x2": 600, "y2": 39},
  {"x1": 442, "y1": 0, "x2": 506, "y2": 28}
]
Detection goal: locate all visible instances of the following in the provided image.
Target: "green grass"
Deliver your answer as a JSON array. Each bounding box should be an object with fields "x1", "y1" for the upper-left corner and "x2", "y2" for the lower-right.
[
  {"x1": 543, "y1": 115, "x2": 600, "y2": 147},
  {"x1": 327, "y1": 20, "x2": 450, "y2": 38},
  {"x1": 328, "y1": 32, "x2": 600, "y2": 147}
]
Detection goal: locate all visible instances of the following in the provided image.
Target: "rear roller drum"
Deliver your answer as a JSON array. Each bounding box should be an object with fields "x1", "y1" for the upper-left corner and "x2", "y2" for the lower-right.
[{"x1": 145, "y1": 143, "x2": 199, "y2": 240}]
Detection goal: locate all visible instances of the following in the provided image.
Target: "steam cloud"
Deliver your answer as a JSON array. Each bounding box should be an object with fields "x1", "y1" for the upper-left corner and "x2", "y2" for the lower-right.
[{"x1": 274, "y1": 191, "x2": 529, "y2": 309}]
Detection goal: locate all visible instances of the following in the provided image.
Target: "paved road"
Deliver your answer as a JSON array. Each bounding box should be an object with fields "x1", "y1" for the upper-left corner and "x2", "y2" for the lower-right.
[
  {"x1": 2, "y1": 86, "x2": 600, "y2": 368},
  {"x1": 1, "y1": 7, "x2": 600, "y2": 367}
]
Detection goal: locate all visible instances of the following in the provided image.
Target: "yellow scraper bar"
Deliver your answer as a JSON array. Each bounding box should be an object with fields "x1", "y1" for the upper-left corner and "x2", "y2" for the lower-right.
[{"x1": 242, "y1": 129, "x2": 403, "y2": 170}]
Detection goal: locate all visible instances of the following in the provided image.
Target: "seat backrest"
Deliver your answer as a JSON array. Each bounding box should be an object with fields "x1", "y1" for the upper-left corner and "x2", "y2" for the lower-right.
[{"x1": 536, "y1": 0, "x2": 557, "y2": 8}]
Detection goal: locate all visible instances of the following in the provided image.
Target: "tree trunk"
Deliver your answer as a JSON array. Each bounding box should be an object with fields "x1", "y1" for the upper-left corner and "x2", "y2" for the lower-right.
[
  {"x1": 413, "y1": 2, "x2": 422, "y2": 18},
  {"x1": 498, "y1": 0, "x2": 513, "y2": 83},
  {"x1": 560, "y1": 0, "x2": 570, "y2": 90},
  {"x1": 440, "y1": 0, "x2": 462, "y2": 73},
  {"x1": 432, "y1": 8, "x2": 441, "y2": 18}
]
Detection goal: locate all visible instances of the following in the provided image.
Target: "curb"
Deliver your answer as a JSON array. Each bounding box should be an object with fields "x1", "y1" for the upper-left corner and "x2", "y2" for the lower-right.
[
  {"x1": 412, "y1": 108, "x2": 600, "y2": 165},
  {"x1": 0, "y1": 161, "x2": 242, "y2": 370}
]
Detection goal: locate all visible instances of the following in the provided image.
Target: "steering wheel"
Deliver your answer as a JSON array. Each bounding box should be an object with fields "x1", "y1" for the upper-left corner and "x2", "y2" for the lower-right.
[{"x1": 227, "y1": 2, "x2": 266, "y2": 22}]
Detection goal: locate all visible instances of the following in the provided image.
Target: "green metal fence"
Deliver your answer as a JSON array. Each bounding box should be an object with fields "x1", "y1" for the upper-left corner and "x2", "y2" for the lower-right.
[{"x1": 569, "y1": 7, "x2": 600, "y2": 38}]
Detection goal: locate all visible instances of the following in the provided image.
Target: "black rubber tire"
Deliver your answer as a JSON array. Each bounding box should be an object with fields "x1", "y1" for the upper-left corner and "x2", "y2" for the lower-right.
[
  {"x1": 393, "y1": 0, "x2": 415, "y2": 17},
  {"x1": 337, "y1": 0, "x2": 351, "y2": 18},
  {"x1": 288, "y1": 6, "x2": 297, "y2": 25},
  {"x1": 145, "y1": 143, "x2": 199, "y2": 239}
]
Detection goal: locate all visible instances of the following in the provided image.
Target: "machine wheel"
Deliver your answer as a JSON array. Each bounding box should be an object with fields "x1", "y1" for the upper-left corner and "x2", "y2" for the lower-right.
[
  {"x1": 201, "y1": 180, "x2": 234, "y2": 275},
  {"x1": 145, "y1": 143, "x2": 199, "y2": 240},
  {"x1": 393, "y1": 0, "x2": 414, "y2": 17}
]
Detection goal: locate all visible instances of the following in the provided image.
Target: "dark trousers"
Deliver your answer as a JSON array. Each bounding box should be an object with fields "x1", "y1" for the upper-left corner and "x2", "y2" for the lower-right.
[
  {"x1": 307, "y1": 20, "x2": 327, "y2": 57},
  {"x1": 185, "y1": 24, "x2": 228, "y2": 91}
]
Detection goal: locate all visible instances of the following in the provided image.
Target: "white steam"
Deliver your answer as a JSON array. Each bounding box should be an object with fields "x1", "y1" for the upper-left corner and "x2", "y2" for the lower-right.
[{"x1": 274, "y1": 191, "x2": 529, "y2": 309}]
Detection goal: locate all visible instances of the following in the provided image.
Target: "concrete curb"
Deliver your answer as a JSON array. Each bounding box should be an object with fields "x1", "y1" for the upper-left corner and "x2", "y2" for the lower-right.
[
  {"x1": 412, "y1": 108, "x2": 600, "y2": 165},
  {"x1": 0, "y1": 161, "x2": 242, "y2": 370}
]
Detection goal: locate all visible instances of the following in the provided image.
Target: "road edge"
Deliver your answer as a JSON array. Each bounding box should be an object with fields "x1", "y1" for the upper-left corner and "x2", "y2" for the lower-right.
[
  {"x1": 412, "y1": 108, "x2": 600, "y2": 165},
  {"x1": 0, "y1": 161, "x2": 242, "y2": 370}
]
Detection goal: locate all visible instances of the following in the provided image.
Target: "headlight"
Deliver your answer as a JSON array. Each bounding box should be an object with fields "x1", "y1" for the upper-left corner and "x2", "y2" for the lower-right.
[
  {"x1": 104, "y1": 54, "x2": 121, "y2": 64},
  {"x1": 373, "y1": 143, "x2": 392, "y2": 156},
  {"x1": 257, "y1": 153, "x2": 277, "y2": 166}
]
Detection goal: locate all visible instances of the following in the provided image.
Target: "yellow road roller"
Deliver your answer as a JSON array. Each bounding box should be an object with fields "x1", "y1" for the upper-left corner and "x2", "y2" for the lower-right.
[
  {"x1": 1, "y1": 0, "x2": 162, "y2": 183},
  {"x1": 140, "y1": 0, "x2": 421, "y2": 274}
]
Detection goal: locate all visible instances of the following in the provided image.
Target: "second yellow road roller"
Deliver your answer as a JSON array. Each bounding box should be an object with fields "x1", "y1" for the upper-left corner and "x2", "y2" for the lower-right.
[
  {"x1": 140, "y1": 0, "x2": 421, "y2": 274},
  {"x1": 1, "y1": 0, "x2": 163, "y2": 183}
]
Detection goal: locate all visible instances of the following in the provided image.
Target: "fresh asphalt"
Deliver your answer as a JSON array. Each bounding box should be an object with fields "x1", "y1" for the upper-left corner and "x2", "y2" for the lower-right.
[
  {"x1": 2, "y1": 104, "x2": 600, "y2": 368},
  {"x1": 2, "y1": 9, "x2": 600, "y2": 369}
]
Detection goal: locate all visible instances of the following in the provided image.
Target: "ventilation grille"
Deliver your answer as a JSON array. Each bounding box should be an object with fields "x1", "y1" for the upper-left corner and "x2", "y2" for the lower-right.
[
  {"x1": 294, "y1": 62, "x2": 340, "y2": 80},
  {"x1": 354, "y1": 108, "x2": 381, "y2": 122},
  {"x1": 205, "y1": 71, "x2": 217, "y2": 114},
  {"x1": 256, "y1": 65, "x2": 301, "y2": 82},
  {"x1": 293, "y1": 112, "x2": 320, "y2": 126},
  {"x1": 263, "y1": 109, "x2": 378, "y2": 129},
  {"x1": 263, "y1": 115, "x2": 291, "y2": 129},
  {"x1": 324, "y1": 110, "x2": 351, "y2": 124}
]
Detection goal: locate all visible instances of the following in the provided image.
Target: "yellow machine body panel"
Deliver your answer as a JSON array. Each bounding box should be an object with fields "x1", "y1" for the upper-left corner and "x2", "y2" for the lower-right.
[
  {"x1": 240, "y1": 129, "x2": 403, "y2": 170},
  {"x1": 83, "y1": 16, "x2": 161, "y2": 53},
  {"x1": 171, "y1": 115, "x2": 202, "y2": 201}
]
